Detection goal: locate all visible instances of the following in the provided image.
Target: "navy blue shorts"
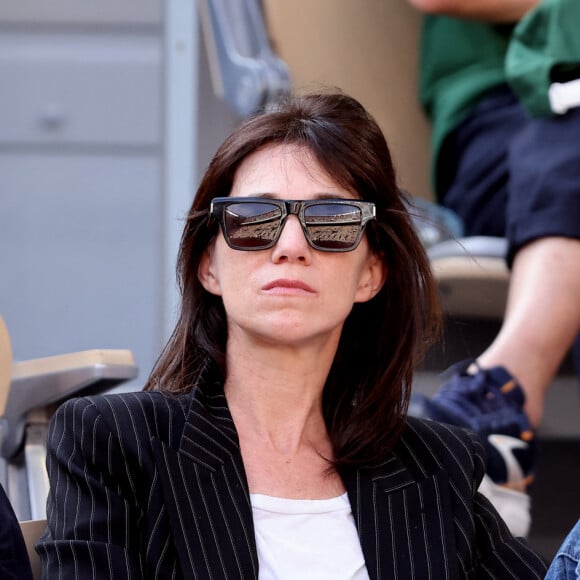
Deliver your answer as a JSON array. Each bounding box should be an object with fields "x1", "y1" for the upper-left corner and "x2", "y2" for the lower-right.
[{"x1": 438, "y1": 85, "x2": 580, "y2": 266}]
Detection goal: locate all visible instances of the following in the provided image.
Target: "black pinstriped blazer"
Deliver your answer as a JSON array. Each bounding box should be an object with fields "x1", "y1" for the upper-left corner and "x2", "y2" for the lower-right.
[{"x1": 37, "y1": 387, "x2": 547, "y2": 579}]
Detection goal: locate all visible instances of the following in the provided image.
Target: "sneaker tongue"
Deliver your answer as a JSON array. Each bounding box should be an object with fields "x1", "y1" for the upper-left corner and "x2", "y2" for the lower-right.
[{"x1": 441, "y1": 358, "x2": 476, "y2": 379}]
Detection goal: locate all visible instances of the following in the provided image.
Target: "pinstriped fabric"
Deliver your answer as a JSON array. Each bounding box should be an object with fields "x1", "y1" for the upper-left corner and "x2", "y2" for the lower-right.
[
  {"x1": 38, "y1": 392, "x2": 189, "y2": 579},
  {"x1": 37, "y1": 388, "x2": 547, "y2": 579},
  {"x1": 345, "y1": 455, "x2": 455, "y2": 579},
  {"x1": 397, "y1": 419, "x2": 547, "y2": 579}
]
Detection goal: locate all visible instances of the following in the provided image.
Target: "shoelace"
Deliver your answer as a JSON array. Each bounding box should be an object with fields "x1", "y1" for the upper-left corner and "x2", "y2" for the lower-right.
[{"x1": 434, "y1": 362, "x2": 531, "y2": 433}]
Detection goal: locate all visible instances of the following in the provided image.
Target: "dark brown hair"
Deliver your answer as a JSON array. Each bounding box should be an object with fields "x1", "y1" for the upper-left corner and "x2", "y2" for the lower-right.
[{"x1": 144, "y1": 92, "x2": 440, "y2": 469}]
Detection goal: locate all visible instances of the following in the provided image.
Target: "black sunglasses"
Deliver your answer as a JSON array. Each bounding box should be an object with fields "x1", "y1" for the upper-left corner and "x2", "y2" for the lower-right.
[{"x1": 210, "y1": 197, "x2": 376, "y2": 252}]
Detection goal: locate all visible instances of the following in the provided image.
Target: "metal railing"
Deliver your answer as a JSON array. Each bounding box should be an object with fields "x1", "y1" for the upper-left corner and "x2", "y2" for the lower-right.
[{"x1": 199, "y1": 0, "x2": 291, "y2": 116}]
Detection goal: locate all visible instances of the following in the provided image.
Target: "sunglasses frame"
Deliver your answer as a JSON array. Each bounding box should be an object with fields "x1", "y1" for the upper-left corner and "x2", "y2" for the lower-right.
[{"x1": 210, "y1": 197, "x2": 376, "y2": 252}]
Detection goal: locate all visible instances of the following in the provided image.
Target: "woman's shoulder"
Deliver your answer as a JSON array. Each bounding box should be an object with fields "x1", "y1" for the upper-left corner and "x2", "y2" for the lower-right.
[
  {"x1": 52, "y1": 390, "x2": 192, "y2": 445},
  {"x1": 395, "y1": 415, "x2": 485, "y2": 480},
  {"x1": 403, "y1": 414, "x2": 483, "y2": 448},
  {"x1": 58, "y1": 389, "x2": 191, "y2": 415}
]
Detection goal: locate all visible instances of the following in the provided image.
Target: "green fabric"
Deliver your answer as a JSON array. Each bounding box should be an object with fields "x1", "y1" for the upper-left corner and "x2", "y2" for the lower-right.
[
  {"x1": 418, "y1": 0, "x2": 580, "y2": 196},
  {"x1": 506, "y1": 0, "x2": 580, "y2": 116},
  {"x1": 419, "y1": 17, "x2": 512, "y2": 195}
]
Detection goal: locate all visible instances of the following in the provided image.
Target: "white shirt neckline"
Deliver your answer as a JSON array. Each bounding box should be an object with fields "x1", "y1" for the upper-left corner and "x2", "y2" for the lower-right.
[{"x1": 250, "y1": 491, "x2": 370, "y2": 579}]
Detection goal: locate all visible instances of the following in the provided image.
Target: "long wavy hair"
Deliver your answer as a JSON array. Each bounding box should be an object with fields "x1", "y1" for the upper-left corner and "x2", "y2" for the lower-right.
[{"x1": 144, "y1": 92, "x2": 440, "y2": 469}]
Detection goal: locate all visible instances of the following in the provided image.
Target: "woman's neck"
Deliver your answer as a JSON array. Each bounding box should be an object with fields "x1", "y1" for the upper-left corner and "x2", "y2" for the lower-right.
[
  {"x1": 221, "y1": 329, "x2": 346, "y2": 498},
  {"x1": 224, "y1": 351, "x2": 343, "y2": 498},
  {"x1": 224, "y1": 343, "x2": 332, "y2": 453}
]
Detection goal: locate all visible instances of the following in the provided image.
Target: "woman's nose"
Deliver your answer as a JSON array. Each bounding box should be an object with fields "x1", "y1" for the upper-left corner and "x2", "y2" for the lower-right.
[{"x1": 270, "y1": 215, "x2": 312, "y2": 263}]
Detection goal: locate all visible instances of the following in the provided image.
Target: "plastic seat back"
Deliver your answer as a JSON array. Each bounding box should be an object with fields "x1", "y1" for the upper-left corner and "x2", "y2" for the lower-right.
[{"x1": 20, "y1": 519, "x2": 46, "y2": 580}]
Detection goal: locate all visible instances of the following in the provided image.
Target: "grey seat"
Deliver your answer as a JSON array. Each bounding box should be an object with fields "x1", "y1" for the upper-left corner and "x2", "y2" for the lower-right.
[{"x1": 0, "y1": 315, "x2": 138, "y2": 521}]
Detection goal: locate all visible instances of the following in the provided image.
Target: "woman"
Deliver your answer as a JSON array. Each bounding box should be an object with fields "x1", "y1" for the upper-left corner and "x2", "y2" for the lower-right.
[{"x1": 37, "y1": 92, "x2": 547, "y2": 578}]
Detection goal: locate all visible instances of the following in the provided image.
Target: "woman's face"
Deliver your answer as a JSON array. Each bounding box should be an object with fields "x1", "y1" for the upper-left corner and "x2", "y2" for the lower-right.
[{"x1": 198, "y1": 144, "x2": 386, "y2": 350}]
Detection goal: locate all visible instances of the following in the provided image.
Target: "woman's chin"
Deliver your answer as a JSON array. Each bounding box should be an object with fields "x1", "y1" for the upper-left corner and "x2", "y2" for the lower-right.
[{"x1": 249, "y1": 321, "x2": 343, "y2": 350}]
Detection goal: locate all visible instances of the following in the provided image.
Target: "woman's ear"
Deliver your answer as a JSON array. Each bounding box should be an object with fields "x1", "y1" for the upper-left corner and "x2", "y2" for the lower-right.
[
  {"x1": 355, "y1": 253, "x2": 387, "y2": 303},
  {"x1": 197, "y1": 244, "x2": 222, "y2": 296}
]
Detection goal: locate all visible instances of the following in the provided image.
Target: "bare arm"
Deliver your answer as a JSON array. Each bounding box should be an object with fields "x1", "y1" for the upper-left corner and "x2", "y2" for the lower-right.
[{"x1": 406, "y1": 0, "x2": 541, "y2": 22}]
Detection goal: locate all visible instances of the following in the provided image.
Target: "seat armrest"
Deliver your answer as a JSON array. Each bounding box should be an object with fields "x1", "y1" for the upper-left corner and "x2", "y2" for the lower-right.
[{"x1": 1, "y1": 349, "x2": 138, "y2": 459}]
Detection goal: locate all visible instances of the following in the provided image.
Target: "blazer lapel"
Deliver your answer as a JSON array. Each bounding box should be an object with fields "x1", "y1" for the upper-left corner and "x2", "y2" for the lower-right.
[
  {"x1": 152, "y1": 388, "x2": 259, "y2": 580},
  {"x1": 346, "y1": 454, "x2": 459, "y2": 580}
]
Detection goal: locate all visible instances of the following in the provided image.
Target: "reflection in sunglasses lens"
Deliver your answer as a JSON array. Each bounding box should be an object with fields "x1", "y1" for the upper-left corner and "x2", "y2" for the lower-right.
[
  {"x1": 225, "y1": 203, "x2": 281, "y2": 248},
  {"x1": 305, "y1": 204, "x2": 361, "y2": 249}
]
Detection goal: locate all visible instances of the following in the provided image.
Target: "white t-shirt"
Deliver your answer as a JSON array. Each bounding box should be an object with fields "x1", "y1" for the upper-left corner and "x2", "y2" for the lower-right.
[{"x1": 250, "y1": 492, "x2": 370, "y2": 579}]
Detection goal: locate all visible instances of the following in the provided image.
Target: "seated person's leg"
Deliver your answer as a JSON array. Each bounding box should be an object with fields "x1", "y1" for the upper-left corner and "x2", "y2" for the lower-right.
[
  {"x1": 430, "y1": 88, "x2": 580, "y2": 431},
  {"x1": 416, "y1": 89, "x2": 580, "y2": 535},
  {"x1": 477, "y1": 236, "x2": 580, "y2": 427},
  {"x1": 482, "y1": 105, "x2": 580, "y2": 426},
  {"x1": 422, "y1": 88, "x2": 536, "y2": 493}
]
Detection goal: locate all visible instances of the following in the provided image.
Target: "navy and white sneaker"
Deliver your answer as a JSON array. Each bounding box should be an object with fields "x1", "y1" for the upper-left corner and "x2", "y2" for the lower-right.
[{"x1": 410, "y1": 361, "x2": 535, "y2": 492}]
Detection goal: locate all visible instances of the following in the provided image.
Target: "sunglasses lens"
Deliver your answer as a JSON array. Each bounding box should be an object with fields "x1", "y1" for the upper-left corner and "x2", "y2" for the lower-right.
[
  {"x1": 223, "y1": 202, "x2": 282, "y2": 249},
  {"x1": 303, "y1": 203, "x2": 363, "y2": 250}
]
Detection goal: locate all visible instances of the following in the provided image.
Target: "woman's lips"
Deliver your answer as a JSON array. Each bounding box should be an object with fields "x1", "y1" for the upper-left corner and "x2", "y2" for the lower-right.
[{"x1": 262, "y1": 279, "x2": 316, "y2": 294}]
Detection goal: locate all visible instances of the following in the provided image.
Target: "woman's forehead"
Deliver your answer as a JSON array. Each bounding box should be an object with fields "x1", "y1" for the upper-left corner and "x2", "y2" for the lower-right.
[{"x1": 230, "y1": 143, "x2": 350, "y2": 199}]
